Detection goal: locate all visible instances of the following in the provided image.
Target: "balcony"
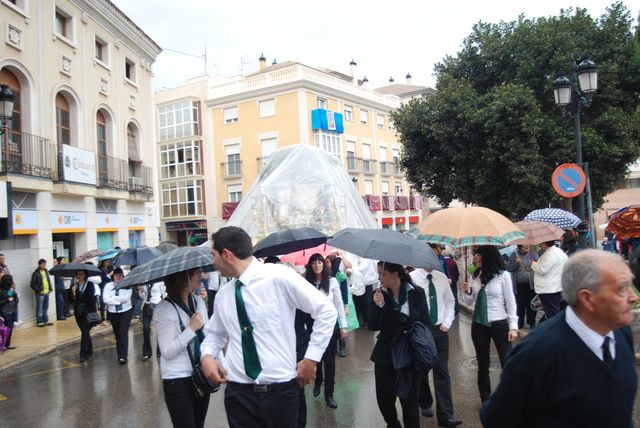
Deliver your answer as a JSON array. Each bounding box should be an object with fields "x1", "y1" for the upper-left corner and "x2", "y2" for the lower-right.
[
  {"x1": 128, "y1": 165, "x2": 153, "y2": 194},
  {"x1": 221, "y1": 160, "x2": 242, "y2": 179},
  {"x1": 393, "y1": 162, "x2": 402, "y2": 176},
  {"x1": 379, "y1": 161, "x2": 393, "y2": 176},
  {"x1": 346, "y1": 155, "x2": 358, "y2": 173},
  {"x1": 256, "y1": 156, "x2": 269, "y2": 172},
  {"x1": 360, "y1": 158, "x2": 378, "y2": 175},
  {"x1": 0, "y1": 129, "x2": 56, "y2": 179},
  {"x1": 97, "y1": 155, "x2": 128, "y2": 190}
]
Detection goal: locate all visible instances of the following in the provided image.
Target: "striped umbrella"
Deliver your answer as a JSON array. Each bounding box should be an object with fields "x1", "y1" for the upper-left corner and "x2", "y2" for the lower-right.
[
  {"x1": 607, "y1": 206, "x2": 640, "y2": 238},
  {"x1": 417, "y1": 206, "x2": 525, "y2": 248},
  {"x1": 524, "y1": 208, "x2": 581, "y2": 229},
  {"x1": 511, "y1": 221, "x2": 565, "y2": 245}
]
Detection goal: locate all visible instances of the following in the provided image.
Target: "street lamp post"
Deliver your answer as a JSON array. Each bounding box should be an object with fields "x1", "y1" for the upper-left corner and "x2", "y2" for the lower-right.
[{"x1": 553, "y1": 59, "x2": 598, "y2": 248}]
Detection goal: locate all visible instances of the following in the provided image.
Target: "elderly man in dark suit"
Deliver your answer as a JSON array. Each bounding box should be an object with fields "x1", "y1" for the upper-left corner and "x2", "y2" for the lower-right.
[{"x1": 480, "y1": 250, "x2": 638, "y2": 428}]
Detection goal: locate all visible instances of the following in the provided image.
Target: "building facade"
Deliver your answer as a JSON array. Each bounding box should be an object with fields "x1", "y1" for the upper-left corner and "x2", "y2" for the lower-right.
[
  {"x1": 156, "y1": 58, "x2": 434, "y2": 242},
  {"x1": 0, "y1": 0, "x2": 161, "y2": 325}
]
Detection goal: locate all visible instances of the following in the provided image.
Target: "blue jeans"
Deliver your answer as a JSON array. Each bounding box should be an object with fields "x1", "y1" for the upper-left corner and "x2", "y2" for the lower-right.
[{"x1": 36, "y1": 293, "x2": 50, "y2": 324}]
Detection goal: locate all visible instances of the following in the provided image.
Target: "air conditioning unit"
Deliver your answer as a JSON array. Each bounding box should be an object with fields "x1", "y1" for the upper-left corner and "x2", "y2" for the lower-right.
[{"x1": 128, "y1": 176, "x2": 143, "y2": 191}]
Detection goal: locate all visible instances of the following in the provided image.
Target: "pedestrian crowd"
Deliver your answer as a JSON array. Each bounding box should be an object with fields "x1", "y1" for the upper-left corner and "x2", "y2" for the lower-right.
[{"x1": 0, "y1": 224, "x2": 638, "y2": 428}]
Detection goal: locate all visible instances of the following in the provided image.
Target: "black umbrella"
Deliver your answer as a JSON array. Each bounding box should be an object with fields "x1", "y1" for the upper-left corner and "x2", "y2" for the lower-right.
[
  {"x1": 112, "y1": 246, "x2": 163, "y2": 266},
  {"x1": 116, "y1": 246, "x2": 213, "y2": 289},
  {"x1": 156, "y1": 241, "x2": 179, "y2": 254},
  {"x1": 253, "y1": 227, "x2": 329, "y2": 258},
  {"x1": 49, "y1": 262, "x2": 102, "y2": 277},
  {"x1": 327, "y1": 228, "x2": 441, "y2": 270}
]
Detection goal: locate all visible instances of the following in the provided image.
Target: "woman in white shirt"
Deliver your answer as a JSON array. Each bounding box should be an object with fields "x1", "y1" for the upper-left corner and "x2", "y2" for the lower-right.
[
  {"x1": 153, "y1": 268, "x2": 209, "y2": 428},
  {"x1": 102, "y1": 267, "x2": 133, "y2": 365},
  {"x1": 304, "y1": 253, "x2": 347, "y2": 410},
  {"x1": 138, "y1": 281, "x2": 166, "y2": 360},
  {"x1": 461, "y1": 245, "x2": 518, "y2": 403}
]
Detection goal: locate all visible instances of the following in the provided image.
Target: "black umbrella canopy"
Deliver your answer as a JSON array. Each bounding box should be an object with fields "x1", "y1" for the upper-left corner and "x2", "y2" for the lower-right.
[
  {"x1": 253, "y1": 227, "x2": 329, "y2": 258},
  {"x1": 116, "y1": 246, "x2": 213, "y2": 289},
  {"x1": 327, "y1": 228, "x2": 441, "y2": 271},
  {"x1": 156, "y1": 241, "x2": 179, "y2": 254},
  {"x1": 49, "y1": 262, "x2": 102, "y2": 277},
  {"x1": 112, "y1": 246, "x2": 163, "y2": 267}
]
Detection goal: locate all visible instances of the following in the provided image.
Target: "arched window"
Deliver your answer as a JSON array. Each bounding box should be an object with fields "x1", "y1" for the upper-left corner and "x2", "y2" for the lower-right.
[
  {"x1": 97, "y1": 110, "x2": 107, "y2": 185},
  {"x1": 0, "y1": 68, "x2": 22, "y2": 170},
  {"x1": 127, "y1": 122, "x2": 141, "y2": 179},
  {"x1": 55, "y1": 93, "x2": 70, "y2": 148}
]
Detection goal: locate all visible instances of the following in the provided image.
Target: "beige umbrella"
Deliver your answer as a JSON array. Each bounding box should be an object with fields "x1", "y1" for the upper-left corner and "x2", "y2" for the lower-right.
[
  {"x1": 511, "y1": 221, "x2": 565, "y2": 245},
  {"x1": 417, "y1": 206, "x2": 525, "y2": 248}
]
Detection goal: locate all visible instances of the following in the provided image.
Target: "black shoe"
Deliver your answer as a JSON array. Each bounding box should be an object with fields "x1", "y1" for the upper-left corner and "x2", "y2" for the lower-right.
[
  {"x1": 438, "y1": 419, "x2": 462, "y2": 428},
  {"x1": 312, "y1": 385, "x2": 321, "y2": 397},
  {"x1": 142, "y1": 355, "x2": 151, "y2": 361},
  {"x1": 338, "y1": 348, "x2": 347, "y2": 358},
  {"x1": 57, "y1": 317, "x2": 67, "y2": 321},
  {"x1": 326, "y1": 397, "x2": 337, "y2": 409},
  {"x1": 79, "y1": 357, "x2": 86, "y2": 363},
  {"x1": 118, "y1": 358, "x2": 127, "y2": 365},
  {"x1": 421, "y1": 407, "x2": 434, "y2": 417},
  {"x1": 6, "y1": 346, "x2": 16, "y2": 350}
]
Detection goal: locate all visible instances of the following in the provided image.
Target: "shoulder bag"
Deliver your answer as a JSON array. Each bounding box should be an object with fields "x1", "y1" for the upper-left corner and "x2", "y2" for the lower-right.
[{"x1": 167, "y1": 297, "x2": 220, "y2": 398}]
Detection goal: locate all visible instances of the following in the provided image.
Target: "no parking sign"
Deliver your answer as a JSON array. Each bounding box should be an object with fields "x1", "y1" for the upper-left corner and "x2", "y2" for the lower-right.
[{"x1": 552, "y1": 163, "x2": 586, "y2": 198}]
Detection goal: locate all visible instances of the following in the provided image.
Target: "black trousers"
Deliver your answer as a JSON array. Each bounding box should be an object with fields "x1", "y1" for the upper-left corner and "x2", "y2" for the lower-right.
[
  {"x1": 2, "y1": 312, "x2": 15, "y2": 347},
  {"x1": 315, "y1": 327, "x2": 339, "y2": 398},
  {"x1": 353, "y1": 284, "x2": 373, "y2": 327},
  {"x1": 206, "y1": 289, "x2": 217, "y2": 318},
  {"x1": 225, "y1": 380, "x2": 299, "y2": 428},
  {"x1": 297, "y1": 386, "x2": 307, "y2": 428},
  {"x1": 163, "y1": 377, "x2": 210, "y2": 428},
  {"x1": 142, "y1": 304, "x2": 156, "y2": 357},
  {"x1": 516, "y1": 282, "x2": 536, "y2": 328},
  {"x1": 419, "y1": 327, "x2": 454, "y2": 422},
  {"x1": 374, "y1": 364, "x2": 420, "y2": 428},
  {"x1": 108, "y1": 309, "x2": 133, "y2": 360},
  {"x1": 75, "y1": 315, "x2": 93, "y2": 359},
  {"x1": 470, "y1": 320, "x2": 511, "y2": 401},
  {"x1": 539, "y1": 292, "x2": 562, "y2": 320},
  {"x1": 55, "y1": 289, "x2": 66, "y2": 319}
]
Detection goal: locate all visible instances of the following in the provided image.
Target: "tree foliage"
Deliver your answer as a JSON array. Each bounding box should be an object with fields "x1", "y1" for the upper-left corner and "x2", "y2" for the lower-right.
[{"x1": 392, "y1": 2, "x2": 640, "y2": 218}]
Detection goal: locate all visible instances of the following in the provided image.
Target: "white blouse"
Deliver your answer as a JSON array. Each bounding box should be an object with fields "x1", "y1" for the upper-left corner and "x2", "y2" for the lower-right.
[
  {"x1": 102, "y1": 282, "x2": 132, "y2": 313},
  {"x1": 462, "y1": 270, "x2": 518, "y2": 330}
]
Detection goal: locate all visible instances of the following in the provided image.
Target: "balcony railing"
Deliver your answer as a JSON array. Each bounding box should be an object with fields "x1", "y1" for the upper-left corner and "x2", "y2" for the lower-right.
[
  {"x1": 221, "y1": 160, "x2": 242, "y2": 178},
  {"x1": 360, "y1": 158, "x2": 378, "y2": 175},
  {"x1": 346, "y1": 155, "x2": 358, "y2": 172},
  {"x1": 393, "y1": 162, "x2": 402, "y2": 176},
  {"x1": 129, "y1": 165, "x2": 153, "y2": 194},
  {"x1": 379, "y1": 161, "x2": 393, "y2": 176},
  {"x1": 98, "y1": 155, "x2": 128, "y2": 190},
  {"x1": 256, "y1": 156, "x2": 269, "y2": 171},
  {"x1": 0, "y1": 129, "x2": 55, "y2": 179}
]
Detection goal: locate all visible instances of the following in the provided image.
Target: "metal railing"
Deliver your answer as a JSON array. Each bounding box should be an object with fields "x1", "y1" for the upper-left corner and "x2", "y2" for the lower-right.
[
  {"x1": 128, "y1": 165, "x2": 153, "y2": 194},
  {"x1": 256, "y1": 156, "x2": 269, "y2": 171},
  {"x1": 98, "y1": 155, "x2": 128, "y2": 190},
  {"x1": 379, "y1": 161, "x2": 393, "y2": 176},
  {"x1": 393, "y1": 161, "x2": 402, "y2": 176},
  {"x1": 346, "y1": 155, "x2": 358, "y2": 172},
  {"x1": 221, "y1": 160, "x2": 242, "y2": 178},
  {"x1": 361, "y1": 158, "x2": 378, "y2": 175},
  {"x1": 0, "y1": 129, "x2": 55, "y2": 179}
]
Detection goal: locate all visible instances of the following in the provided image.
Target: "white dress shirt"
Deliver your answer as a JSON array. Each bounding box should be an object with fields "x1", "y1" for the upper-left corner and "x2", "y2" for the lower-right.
[
  {"x1": 154, "y1": 294, "x2": 208, "y2": 380},
  {"x1": 410, "y1": 269, "x2": 456, "y2": 329},
  {"x1": 531, "y1": 246, "x2": 568, "y2": 294},
  {"x1": 462, "y1": 270, "x2": 518, "y2": 330},
  {"x1": 207, "y1": 271, "x2": 223, "y2": 291},
  {"x1": 102, "y1": 282, "x2": 132, "y2": 313},
  {"x1": 316, "y1": 277, "x2": 347, "y2": 329},
  {"x1": 565, "y1": 306, "x2": 616, "y2": 360},
  {"x1": 140, "y1": 282, "x2": 166, "y2": 305},
  {"x1": 201, "y1": 258, "x2": 337, "y2": 384}
]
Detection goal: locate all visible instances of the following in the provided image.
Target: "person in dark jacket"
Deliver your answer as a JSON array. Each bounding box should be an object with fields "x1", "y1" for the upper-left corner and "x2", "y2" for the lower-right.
[
  {"x1": 53, "y1": 257, "x2": 67, "y2": 321},
  {"x1": 0, "y1": 274, "x2": 19, "y2": 349},
  {"x1": 30, "y1": 259, "x2": 53, "y2": 327},
  {"x1": 370, "y1": 261, "x2": 429, "y2": 428},
  {"x1": 480, "y1": 250, "x2": 638, "y2": 428},
  {"x1": 72, "y1": 269, "x2": 98, "y2": 363}
]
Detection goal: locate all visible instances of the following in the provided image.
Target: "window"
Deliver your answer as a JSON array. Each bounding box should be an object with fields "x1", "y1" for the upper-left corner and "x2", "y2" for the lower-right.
[
  {"x1": 55, "y1": 93, "x2": 70, "y2": 147},
  {"x1": 377, "y1": 114, "x2": 385, "y2": 129},
  {"x1": 161, "y1": 179, "x2": 204, "y2": 218},
  {"x1": 223, "y1": 106, "x2": 238, "y2": 124},
  {"x1": 346, "y1": 140, "x2": 356, "y2": 170},
  {"x1": 360, "y1": 109, "x2": 369, "y2": 125},
  {"x1": 160, "y1": 140, "x2": 202, "y2": 179},
  {"x1": 94, "y1": 35, "x2": 109, "y2": 65},
  {"x1": 158, "y1": 100, "x2": 200, "y2": 141},
  {"x1": 365, "y1": 179, "x2": 374, "y2": 195},
  {"x1": 259, "y1": 99, "x2": 275, "y2": 118},
  {"x1": 382, "y1": 181, "x2": 390, "y2": 196},
  {"x1": 314, "y1": 131, "x2": 341, "y2": 158},
  {"x1": 395, "y1": 184, "x2": 403, "y2": 195},
  {"x1": 393, "y1": 149, "x2": 401, "y2": 174},
  {"x1": 97, "y1": 111, "x2": 107, "y2": 184},
  {"x1": 260, "y1": 137, "x2": 277, "y2": 166},
  {"x1": 228, "y1": 184, "x2": 242, "y2": 202},
  {"x1": 225, "y1": 144, "x2": 241, "y2": 176},
  {"x1": 54, "y1": 6, "x2": 73, "y2": 42},
  {"x1": 344, "y1": 105, "x2": 353, "y2": 121},
  {"x1": 317, "y1": 97, "x2": 327, "y2": 110},
  {"x1": 362, "y1": 143, "x2": 371, "y2": 172},
  {"x1": 125, "y1": 58, "x2": 136, "y2": 82}
]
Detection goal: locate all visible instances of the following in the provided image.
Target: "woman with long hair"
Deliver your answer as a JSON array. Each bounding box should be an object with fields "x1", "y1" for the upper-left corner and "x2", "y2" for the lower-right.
[
  {"x1": 153, "y1": 268, "x2": 209, "y2": 428},
  {"x1": 304, "y1": 253, "x2": 347, "y2": 409},
  {"x1": 102, "y1": 267, "x2": 133, "y2": 364},
  {"x1": 72, "y1": 270, "x2": 99, "y2": 363},
  {"x1": 0, "y1": 274, "x2": 18, "y2": 349},
  {"x1": 370, "y1": 261, "x2": 428, "y2": 428},
  {"x1": 461, "y1": 245, "x2": 518, "y2": 403}
]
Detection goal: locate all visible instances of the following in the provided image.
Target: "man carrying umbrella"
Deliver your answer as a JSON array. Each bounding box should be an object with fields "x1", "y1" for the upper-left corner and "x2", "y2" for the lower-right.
[{"x1": 200, "y1": 226, "x2": 337, "y2": 428}]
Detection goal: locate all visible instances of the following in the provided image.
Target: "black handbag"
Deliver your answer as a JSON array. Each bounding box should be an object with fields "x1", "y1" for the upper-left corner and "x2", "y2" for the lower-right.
[
  {"x1": 143, "y1": 302, "x2": 156, "y2": 318},
  {"x1": 167, "y1": 297, "x2": 220, "y2": 398},
  {"x1": 86, "y1": 307, "x2": 101, "y2": 327}
]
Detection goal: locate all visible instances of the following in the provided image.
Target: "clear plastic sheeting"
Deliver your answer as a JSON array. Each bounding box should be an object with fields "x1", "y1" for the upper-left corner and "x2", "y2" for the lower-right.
[{"x1": 227, "y1": 144, "x2": 379, "y2": 242}]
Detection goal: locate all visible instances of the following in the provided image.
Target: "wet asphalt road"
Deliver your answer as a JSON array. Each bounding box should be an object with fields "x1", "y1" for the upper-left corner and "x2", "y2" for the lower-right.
[{"x1": 1, "y1": 313, "x2": 639, "y2": 427}]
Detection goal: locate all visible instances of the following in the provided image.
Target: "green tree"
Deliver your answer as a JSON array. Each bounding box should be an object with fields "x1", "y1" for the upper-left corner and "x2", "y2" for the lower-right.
[{"x1": 392, "y1": 2, "x2": 640, "y2": 218}]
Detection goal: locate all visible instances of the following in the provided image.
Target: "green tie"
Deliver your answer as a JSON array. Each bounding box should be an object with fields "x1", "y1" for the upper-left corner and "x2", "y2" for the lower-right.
[
  {"x1": 473, "y1": 284, "x2": 490, "y2": 326},
  {"x1": 235, "y1": 280, "x2": 262, "y2": 380},
  {"x1": 115, "y1": 288, "x2": 123, "y2": 312},
  {"x1": 427, "y1": 274, "x2": 438, "y2": 325}
]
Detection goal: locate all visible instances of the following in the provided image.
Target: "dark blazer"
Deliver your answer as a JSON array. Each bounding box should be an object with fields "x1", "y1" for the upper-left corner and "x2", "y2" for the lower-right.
[
  {"x1": 73, "y1": 281, "x2": 97, "y2": 317},
  {"x1": 0, "y1": 288, "x2": 18, "y2": 317},
  {"x1": 30, "y1": 268, "x2": 53, "y2": 294},
  {"x1": 369, "y1": 285, "x2": 429, "y2": 366},
  {"x1": 480, "y1": 310, "x2": 637, "y2": 428}
]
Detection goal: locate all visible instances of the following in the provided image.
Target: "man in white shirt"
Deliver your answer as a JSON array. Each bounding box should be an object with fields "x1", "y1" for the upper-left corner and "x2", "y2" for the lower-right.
[
  {"x1": 481, "y1": 250, "x2": 638, "y2": 427},
  {"x1": 531, "y1": 241, "x2": 568, "y2": 319},
  {"x1": 200, "y1": 226, "x2": 337, "y2": 428},
  {"x1": 410, "y1": 268, "x2": 462, "y2": 428},
  {"x1": 352, "y1": 257, "x2": 378, "y2": 327}
]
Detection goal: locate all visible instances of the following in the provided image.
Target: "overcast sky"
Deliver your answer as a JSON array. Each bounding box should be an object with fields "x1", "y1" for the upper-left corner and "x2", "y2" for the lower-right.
[{"x1": 110, "y1": 0, "x2": 639, "y2": 91}]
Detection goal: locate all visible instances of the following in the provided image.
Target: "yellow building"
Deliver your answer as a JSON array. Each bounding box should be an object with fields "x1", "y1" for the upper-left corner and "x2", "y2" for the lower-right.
[
  {"x1": 156, "y1": 57, "x2": 434, "y2": 242},
  {"x1": 0, "y1": 0, "x2": 161, "y2": 324}
]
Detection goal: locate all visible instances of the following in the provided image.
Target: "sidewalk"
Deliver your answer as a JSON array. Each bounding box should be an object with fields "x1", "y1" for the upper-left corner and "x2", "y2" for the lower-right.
[{"x1": 0, "y1": 318, "x2": 115, "y2": 372}]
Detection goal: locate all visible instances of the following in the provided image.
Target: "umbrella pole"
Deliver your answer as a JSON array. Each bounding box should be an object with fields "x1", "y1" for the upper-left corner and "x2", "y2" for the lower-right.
[{"x1": 464, "y1": 247, "x2": 468, "y2": 283}]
